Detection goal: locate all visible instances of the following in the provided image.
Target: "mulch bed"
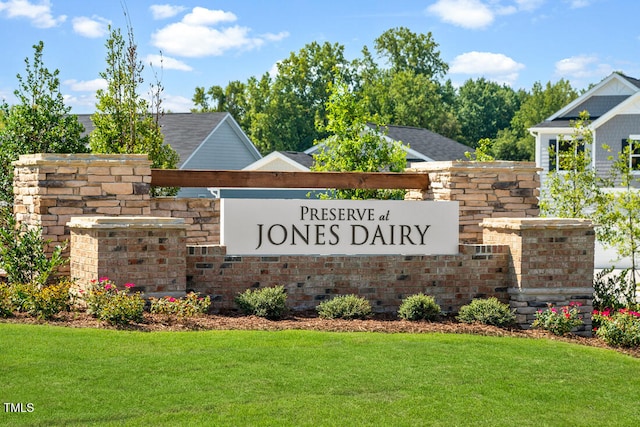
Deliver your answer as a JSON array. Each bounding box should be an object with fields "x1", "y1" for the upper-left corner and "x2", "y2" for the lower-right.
[{"x1": 3, "y1": 311, "x2": 639, "y2": 359}]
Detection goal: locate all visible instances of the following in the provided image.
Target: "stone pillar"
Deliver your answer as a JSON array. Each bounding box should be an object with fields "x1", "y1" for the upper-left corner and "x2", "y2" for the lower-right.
[
  {"x1": 481, "y1": 218, "x2": 595, "y2": 336},
  {"x1": 406, "y1": 161, "x2": 540, "y2": 243},
  {"x1": 68, "y1": 216, "x2": 187, "y2": 298},
  {"x1": 13, "y1": 154, "x2": 152, "y2": 246}
]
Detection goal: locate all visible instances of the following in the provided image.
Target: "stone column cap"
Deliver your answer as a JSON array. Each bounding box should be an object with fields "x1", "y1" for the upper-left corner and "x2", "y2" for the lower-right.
[
  {"x1": 481, "y1": 217, "x2": 593, "y2": 230},
  {"x1": 67, "y1": 216, "x2": 186, "y2": 229}
]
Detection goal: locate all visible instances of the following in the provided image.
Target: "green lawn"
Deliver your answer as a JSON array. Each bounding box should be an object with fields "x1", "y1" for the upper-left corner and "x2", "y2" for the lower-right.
[{"x1": 1, "y1": 323, "x2": 639, "y2": 426}]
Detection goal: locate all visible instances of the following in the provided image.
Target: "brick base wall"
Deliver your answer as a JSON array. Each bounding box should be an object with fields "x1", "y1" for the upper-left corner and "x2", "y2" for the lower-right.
[
  {"x1": 186, "y1": 244, "x2": 510, "y2": 313},
  {"x1": 68, "y1": 217, "x2": 187, "y2": 296}
]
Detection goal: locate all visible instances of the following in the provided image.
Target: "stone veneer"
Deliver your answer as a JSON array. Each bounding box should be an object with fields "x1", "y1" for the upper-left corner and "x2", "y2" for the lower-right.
[
  {"x1": 68, "y1": 216, "x2": 187, "y2": 297},
  {"x1": 481, "y1": 218, "x2": 595, "y2": 334},
  {"x1": 406, "y1": 161, "x2": 540, "y2": 243},
  {"x1": 9, "y1": 154, "x2": 596, "y2": 334}
]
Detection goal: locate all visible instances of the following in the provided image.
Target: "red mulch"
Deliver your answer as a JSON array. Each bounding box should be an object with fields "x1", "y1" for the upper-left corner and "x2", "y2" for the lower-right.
[{"x1": 2, "y1": 311, "x2": 639, "y2": 359}]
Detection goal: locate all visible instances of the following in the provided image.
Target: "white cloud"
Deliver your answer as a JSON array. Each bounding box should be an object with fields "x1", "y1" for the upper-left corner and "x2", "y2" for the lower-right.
[
  {"x1": 426, "y1": 0, "x2": 546, "y2": 29},
  {"x1": 449, "y1": 51, "x2": 525, "y2": 85},
  {"x1": 151, "y1": 7, "x2": 288, "y2": 58},
  {"x1": 554, "y1": 55, "x2": 613, "y2": 80},
  {"x1": 182, "y1": 6, "x2": 236, "y2": 25},
  {"x1": 0, "y1": 0, "x2": 65, "y2": 28},
  {"x1": 426, "y1": 0, "x2": 494, "y2": 29},
  {"x1": 72, "y1": 16, "x2": 110, "y2": 38},
  {"x1": 63, "y1": 78, "x2": 107, "y2": 92},
  {"x1": 144, "y1": 54, "x2": 193, "y2": 72},
  {"x1": 161, "y1": 94, "x2": 194, "y2": 112},
  {"x1": 149, "y1": 4, "x2": 186, "y2": 20}
]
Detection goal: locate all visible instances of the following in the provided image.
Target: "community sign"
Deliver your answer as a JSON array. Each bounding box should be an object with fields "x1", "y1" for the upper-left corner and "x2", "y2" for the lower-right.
[{"x1": 220, "y1": 199, "x2": 458, "y2": 255}]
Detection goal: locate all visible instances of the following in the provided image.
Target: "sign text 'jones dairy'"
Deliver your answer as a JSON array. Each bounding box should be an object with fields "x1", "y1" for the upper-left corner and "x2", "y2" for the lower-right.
[{"x1": 221, "y1": 199, "x2": 459, "y2": 255}]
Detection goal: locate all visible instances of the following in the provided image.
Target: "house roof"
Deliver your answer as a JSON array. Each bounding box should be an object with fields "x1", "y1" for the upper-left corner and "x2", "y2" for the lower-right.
[
  {"x1": 303, "y1": 123, "x2": 471, "y2": 163},
  {"x1": 243, "y1": 151, "x2": 312, "y2": 171},
  {"x1": 531, "y1": 72, "x2": 640, "y2": 130},
  {"x1": 76, "y1": 112, "x2": 259, "y2": 168},
  {"x1": 373, "y1": 124, "x2": 471, "y2": 161}
]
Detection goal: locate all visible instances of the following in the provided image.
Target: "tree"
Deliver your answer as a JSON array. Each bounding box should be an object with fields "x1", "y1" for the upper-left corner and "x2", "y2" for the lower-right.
[
  {"x1": 311, "y1": 80, "x2": 406, "y2": 200},
  {"x1": 357, "y1": 28, "x2": 459, "y2": 139},
  {"x1": 192, "y1": 80, "x2": 247, "y2": 121},
  {"x1": 373, "y1": 27, "x2": 448, "y2": 79},
  {"x1": 90, "y1": 25, "x2": 178, "y2": 196},
  {"x1": 455, "y1": 78, "x2": 521, "y2": 147},
  {"x1": 493, "y1": 80, "x2": 578, "y2": 161},
  {"x1": 0, "y1": 41, "x2": 88, "y2": 204},
  {"x1": 540, "y1": 111, "x2": 602, "y2": 218}
]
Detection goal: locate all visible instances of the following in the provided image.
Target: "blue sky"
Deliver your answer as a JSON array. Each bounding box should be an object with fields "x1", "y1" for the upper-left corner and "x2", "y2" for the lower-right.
[{"x1": 0, "y1": 0, "x2": 636, "y2": 113}]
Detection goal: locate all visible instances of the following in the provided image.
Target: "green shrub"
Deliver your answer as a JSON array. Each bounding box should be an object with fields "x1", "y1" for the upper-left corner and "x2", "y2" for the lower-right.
[
  {"x1": 594, "y1": 308, "x2": 640, "y2": 348},
  {"x1": 235, "y1": 286, "x2": 288, "y2": 320},
  {"x1": 0, "y1": 207, "x2": 67, "y2": 286},
  {"x1": 3, "y1": 280, "x2": 72, "y2": 319},
  {"x1": 457, "y1": 298, "x2": 516, "y2": 327},
  {"x1": 531, "y1": 303, "x2": 583, "y2": 336},
  {"x1": 398, "y1": 293, "x2": 441, "y2": 321},
  {"x1": 0, "y1": 283, "x2": 13, "y2": 317},
  {"x1": 150, "y1": 292, "x2": 211, "y2": 317},
  {"x1": 316, "y1": 294, "x2": 372, "y2": 320},
  {"x1": 593, "y1": 267, "x2": 636, "y2": 311},
  {"x1": 83, "y1": 278, "x2": 144, "y2": 326}
]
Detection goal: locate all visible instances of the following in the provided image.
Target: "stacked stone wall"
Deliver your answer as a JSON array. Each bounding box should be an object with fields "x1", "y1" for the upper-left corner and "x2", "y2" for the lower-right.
[
  {"x1": 406, "y1": 161, "x2": 540, "y2": 243},
  {"x1": 151, "y1": 198, "x2": 220, "y2": 244}
]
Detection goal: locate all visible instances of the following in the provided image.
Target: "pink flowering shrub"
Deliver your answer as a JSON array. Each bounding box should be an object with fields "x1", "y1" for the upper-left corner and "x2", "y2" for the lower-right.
[
  {"x1": 149, "y1": 292, "x2": 211, "y2": 318},
  {"x1": 593, "y1": 308, "x2": 640, "y2": 348},
  {"x1": 83, "y1": 278, "x2": 144, "y2": 325},
  {"x1": 531, "y1": 302, "x2": 583, "y2": 335}
]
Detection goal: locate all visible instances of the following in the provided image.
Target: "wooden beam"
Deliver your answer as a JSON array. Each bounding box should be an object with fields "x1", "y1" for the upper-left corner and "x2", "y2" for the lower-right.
[{"x1": 150, "y1": 169, "x2": 430, "y2": 190}]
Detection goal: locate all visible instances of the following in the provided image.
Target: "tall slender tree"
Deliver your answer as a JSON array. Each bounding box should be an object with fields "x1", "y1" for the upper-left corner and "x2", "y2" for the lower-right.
[
  {"x1": 0, "y1": 41, "x2": 88, "y2": 204},
  {"x1": 90, "y1": 25, "x2": 178, "y2": 196}
]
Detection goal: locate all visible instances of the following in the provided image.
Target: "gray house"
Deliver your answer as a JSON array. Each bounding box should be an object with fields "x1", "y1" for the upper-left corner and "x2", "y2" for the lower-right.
[
  {"x1": 77, "y1": 112, "x2": 262, "y2": 198},
  {"x1": 529, "y1": 72, "x2": 640, "y2": 189},
  {"x1": 303, "y1": 123, "x2": 472, "y2": 164}
]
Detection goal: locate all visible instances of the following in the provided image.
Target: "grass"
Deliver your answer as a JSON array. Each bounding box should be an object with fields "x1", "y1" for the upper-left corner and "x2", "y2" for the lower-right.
[{"x1": 1, "y1": 323, "x2": 639, "y2": 426}]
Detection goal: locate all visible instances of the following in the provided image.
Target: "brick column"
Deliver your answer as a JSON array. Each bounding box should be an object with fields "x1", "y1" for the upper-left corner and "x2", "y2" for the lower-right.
[
  {"x1": 68, "y1": 216, "x2": 187, "y2": 297},
  {"x1": 406, "y1": 161, "x2": 540, "y2": 243},
  {"x1": 481, "y1": 218, "x2": 595, "y2": 336}
]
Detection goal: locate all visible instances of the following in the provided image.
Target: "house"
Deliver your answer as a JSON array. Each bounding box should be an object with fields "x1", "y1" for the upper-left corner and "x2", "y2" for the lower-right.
[
  {"x1": 77, "y1": 112, "x2": 262, "y2": 198},
  {"x1": 529, "y1": 72, "x2": 640, "y2": 269},
  {"x1": 529, "y1": 72, "x2": 640, "y2": 189},
  {"x1": 303, "y1": 123, "x2": 472, "y2": 164}
]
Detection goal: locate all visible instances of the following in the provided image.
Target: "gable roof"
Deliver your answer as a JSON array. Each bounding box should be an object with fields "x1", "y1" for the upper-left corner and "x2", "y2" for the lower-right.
[
  {"x1": 243, "y1": 151, "x2": 312, "y2": 171},
  {"x1": 76, "y1": 112, "x2": 260, "y2": 168},
  {"x1": 303, "y1": 123, "x2": 471, "y2": 162},
  {"x1": 530, "y1": 72, "x2": 640, "y2": 133},
  {"x1": 375, "y1": 124, "x2": 471, "y2": 161}
]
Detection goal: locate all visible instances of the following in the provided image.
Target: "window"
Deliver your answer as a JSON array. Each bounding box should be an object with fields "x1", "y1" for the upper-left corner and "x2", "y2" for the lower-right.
[
  {"x1": 548, "y1": 138, "x2": 585, "y2": 171},
  {"x1": 623, "y1": 136, "x2": 640, "y2": 172}
]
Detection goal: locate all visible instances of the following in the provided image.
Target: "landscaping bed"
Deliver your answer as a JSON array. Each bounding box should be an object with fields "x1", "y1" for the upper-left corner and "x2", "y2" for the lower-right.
[{"x1": 3, "y1": 309, "x2": 639, "y2": 359}]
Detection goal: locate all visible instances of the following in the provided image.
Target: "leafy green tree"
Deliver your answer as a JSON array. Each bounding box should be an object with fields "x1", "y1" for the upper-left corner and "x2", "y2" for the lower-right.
[
  {"x1": 357, "y1": 28, "x2": 459, "y2": 139},
  {"x1": 0, "y1": 42, "x2": 88, "y2": 204},
  {"x1": 596, "y1": 142, "x2": 640, "y2": 293},
  {"x1": 493, "y1": 80, "x2": 578, "y2": 161},
  {"x1": 192, "y1": 80, "x2": 247, "y2": 121},
  {"x1": 311, "y1": 80, "x2": 406, "y2": 200},
  {"x1": 90, "y1": 26, "x2": 178, "y2": 196},
  {"x1": 540, "y1": 111, "x2": 602, "y2": 218},
  {"x1": 455, "y1": 78, "x2": 521, "y2": 147},
  {"x1": 373, "y1": 27, "x2": 448, "y2": 79}
]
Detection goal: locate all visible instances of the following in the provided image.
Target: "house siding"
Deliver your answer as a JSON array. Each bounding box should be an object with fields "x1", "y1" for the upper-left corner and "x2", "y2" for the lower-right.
[
  {"x1": 177, "y1": 120, "x2": 261, "y2": 198},
  {"x1": 595, "y1": 114, "x2": 640, "y2": 182}
]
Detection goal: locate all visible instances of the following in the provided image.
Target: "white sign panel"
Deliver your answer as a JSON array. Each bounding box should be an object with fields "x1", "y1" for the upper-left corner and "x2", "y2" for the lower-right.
[{"x1": 221, "y1": 199, "x2": 459, "y2": 255}]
